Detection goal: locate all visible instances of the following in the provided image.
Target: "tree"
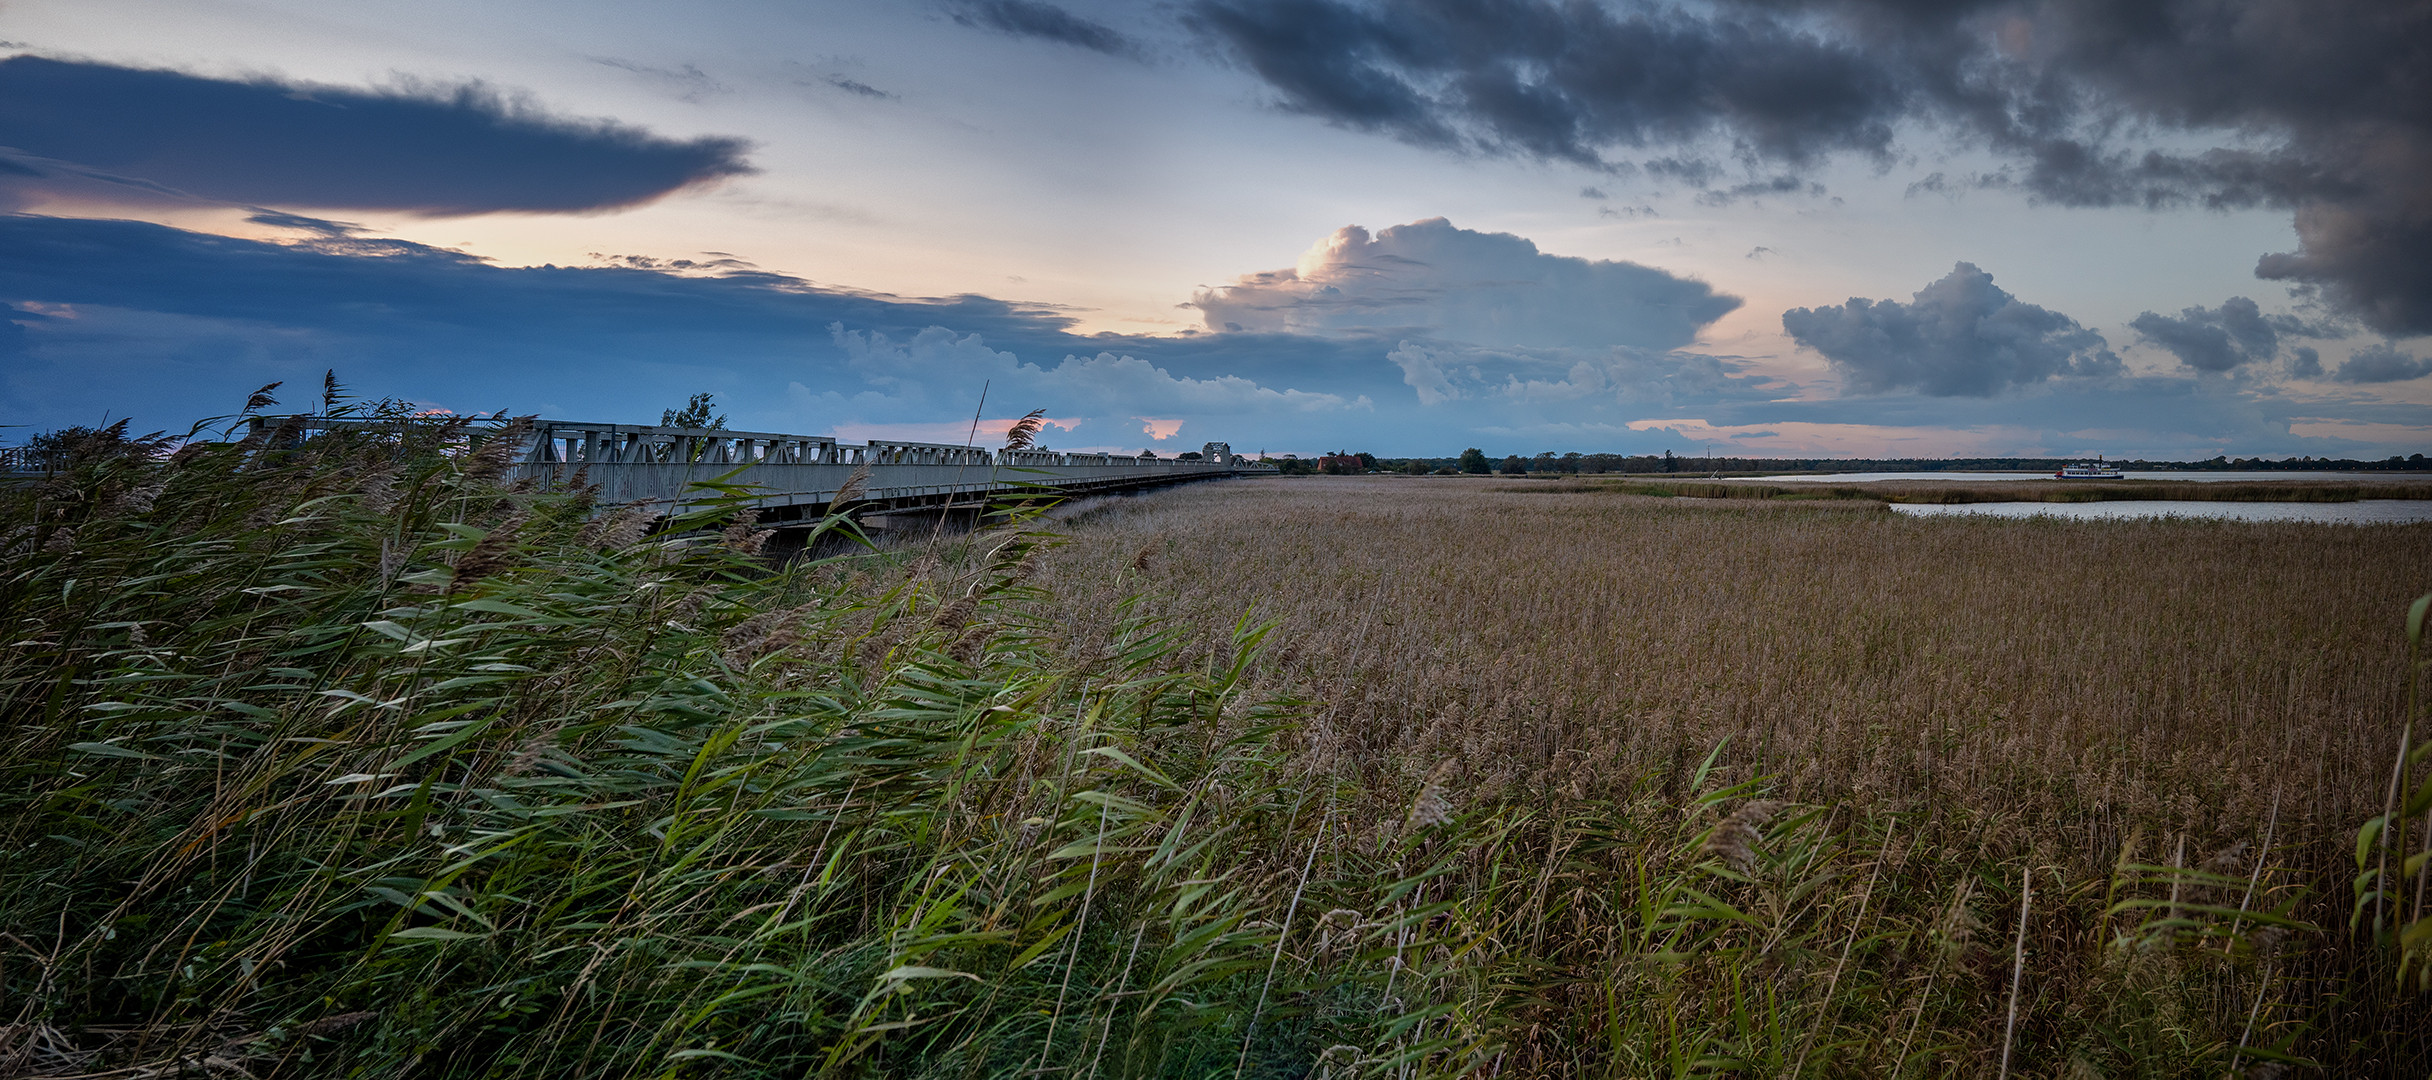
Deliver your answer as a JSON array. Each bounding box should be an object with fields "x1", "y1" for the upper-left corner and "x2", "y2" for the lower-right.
[
  {"x1": 1459, "y1": 447, "x2": 1490, "y2": 474},
  {"x1": 1663, "y1": 449, "x2": 1677, "y2": 473},
  {"x1": 1532, "y1": 451, "x2": 1559, "y2": 473},
  {"x1": 1561, "y1": 452, "x2": 1583, "y2": 474},
  {"x1": 662, "y1": 393, "x2": 727, "y2": 430},
  {"x1": 1499, "y1": 454, "x2": 1528, "y2": 475},
  {"x1": 21, "y1": 420, "x2": 145, "y2": 468}
]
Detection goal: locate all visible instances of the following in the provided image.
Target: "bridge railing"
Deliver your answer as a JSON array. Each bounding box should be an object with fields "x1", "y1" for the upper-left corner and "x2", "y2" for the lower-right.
[
  {"x1": 861, "y1": 440, "x2": 995, "y2": 466},
  {"x1": 516, "y1": 422, "x2": 851, "y2": 467},
  {"x1": 0, "y1": 446, "x2": 64, "y2": 474},
  {"x1": 238, "y1": 415, "x2": 1272, "y2": 475}
]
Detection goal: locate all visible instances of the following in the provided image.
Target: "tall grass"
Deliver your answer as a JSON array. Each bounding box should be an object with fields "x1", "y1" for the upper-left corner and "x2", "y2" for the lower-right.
[
  {"x1": 1025, "y1": 476, "x2": 2432, "y2": 1073},
  {"x1": 0, "y1": 422, "x2": 1366, "y2": 1076},
  {"x1": 3, "y1": 443, "x2": 2426, "y2": 1076}
]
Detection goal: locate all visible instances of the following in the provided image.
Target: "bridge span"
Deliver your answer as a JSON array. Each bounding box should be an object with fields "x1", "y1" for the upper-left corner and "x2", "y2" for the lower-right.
[{"x1": 274, "y1": 416, "x2": 1275, "y2": 527}]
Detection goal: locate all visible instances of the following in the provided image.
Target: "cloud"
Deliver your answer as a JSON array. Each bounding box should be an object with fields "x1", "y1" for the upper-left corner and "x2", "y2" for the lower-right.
[
  {"x1": 2332, "y1": 342, "x2": 2432, "y2": 384},
  {"x1": 1695, "y1": 174, "x2": 1826, "y2": 207},
  {"x1": 1190, "y1": 217, "x2": 1739, "y2": 350},
  {"x1": 823, "y1": 76, "x2": 897, "y2": 100},
  {"x1": 587, "y1": 57, "x2": 728, "y2": 103},
  {"x1": 1184, "y1": 0, "x2": 2432, "y2": 335},
  {"x1": 1185, "y1": 0, "x2": 1899, "y2": 167},
  {"x1": 2289, "y1": 346, "x2": 2324, "y2": 378},
  {"x1": 1, "y1": 212, "x2": 2420, "y2": 459},
  {"x1": 0, "y1": 212, "x2": 1391, "y2": 449},
  {"x1": 2129, "y1": 295, "x2": 2334, "y2": 374},
  {"x1": 1782, "y1": 262, "x2": 2122, "y2": 397},
  {"x1": 948, "y1": 1, "x2": 1142, "y2": 57},
  {"x1": 830, "y1": 324, "x2": 1365, "y2": 420},
  {"x1": 0, "y1": 55, "x2": 753, "y2": 215},
  {"x1": 1386, "y1": 339, "x2": 1769, "y2": 409}
]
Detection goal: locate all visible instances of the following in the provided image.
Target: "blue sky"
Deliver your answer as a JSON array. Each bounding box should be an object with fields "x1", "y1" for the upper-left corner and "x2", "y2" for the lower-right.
[{"x1": 2, "y1": 0, "x2": 2427, "y2": 458}]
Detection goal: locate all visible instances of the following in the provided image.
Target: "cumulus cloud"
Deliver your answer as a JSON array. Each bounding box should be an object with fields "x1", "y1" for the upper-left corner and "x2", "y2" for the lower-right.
[
  {"x1": 1190, "y1": 217, "x2": 1739, "y2": 350},
  {"x1": 831, "y1": 324, "x2": 1365, "y2": 422},
  {"x1": 1782, "y1": 263, "x2": 2122, "y2": 397},
  {"x1": 2128, "y1": 296, "x2": 2334, "y2": 374},
  {"x1": 2289, "y1": 346, "x2": 2324, "y2": 379},
  {"x1": 948, "y1": 1, "x2": 1142, "y2": 57},
  {"x1": 1387, "y1": 340, "x2": 1762, "y2": 408},
  {"x1": 2332, "y1": 343, "x2": 2432, "y2": 384},
  {"x1": 1185, "y1": 0, "x2": 2432, "y2": 335},
  {"x1": 0, "y1": 55, "x2": 753, "y2": 215}
]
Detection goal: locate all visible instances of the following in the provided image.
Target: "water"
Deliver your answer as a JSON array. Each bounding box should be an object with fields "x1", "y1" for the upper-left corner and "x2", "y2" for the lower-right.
[
  {"x1": 1889, "y1": 500, "x2": 2432, "y2": 524},
  {"x1": 1755, "y1": 470, "x2": 2430, "y2": 483}
]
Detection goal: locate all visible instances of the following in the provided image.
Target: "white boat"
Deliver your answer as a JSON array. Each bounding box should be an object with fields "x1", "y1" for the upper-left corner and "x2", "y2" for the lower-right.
[{"x1": 2055, "y1": 456, "x2": 2124, "y2": 479}]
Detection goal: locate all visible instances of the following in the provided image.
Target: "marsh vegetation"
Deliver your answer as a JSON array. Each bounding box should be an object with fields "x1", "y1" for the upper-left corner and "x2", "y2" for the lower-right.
[{"x1": 2, "y1": 442, "x2": 2427, "y2": 1077}]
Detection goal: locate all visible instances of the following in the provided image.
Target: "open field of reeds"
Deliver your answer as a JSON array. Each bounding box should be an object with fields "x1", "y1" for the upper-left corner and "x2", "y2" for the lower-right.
[
  {"x1": 1032, "y1": 477, "x2": 2429, "y2": 830},
  {"x1": 1023, "y1": 476, "x2": 2432, "y2": 1074},
  {"x1": 4, "y1": 439, "x2": 2429, "y2": 1078}
]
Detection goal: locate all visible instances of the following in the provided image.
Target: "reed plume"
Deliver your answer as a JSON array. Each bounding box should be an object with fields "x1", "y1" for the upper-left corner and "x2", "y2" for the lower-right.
[
  {"x1": 1001, "y1": 408, "x2": 1048, "y2": 452},
  {"x1": 829, "y1": 461, "x2": 870, "y2": 515}
]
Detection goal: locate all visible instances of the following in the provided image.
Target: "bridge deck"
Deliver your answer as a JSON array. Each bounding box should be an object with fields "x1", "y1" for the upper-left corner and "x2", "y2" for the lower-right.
[
  {"x1": 243, "y1": 417, "x2": 1272, "y2": 522},
  {"x1": 508, "y1": 420, "x2": 1266, "y2": 521}
]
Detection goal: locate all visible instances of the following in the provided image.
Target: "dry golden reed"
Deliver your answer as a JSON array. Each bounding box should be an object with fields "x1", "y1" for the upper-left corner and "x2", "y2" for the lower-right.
[{"x1": 1030, "y1": 476, "x2": 2431, "y2": 845}]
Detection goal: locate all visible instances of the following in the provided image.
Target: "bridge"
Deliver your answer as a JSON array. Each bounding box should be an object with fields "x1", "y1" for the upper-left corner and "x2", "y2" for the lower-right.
[{"x1": 263, "y1": 416, "x2": 1274, "y2": 529}]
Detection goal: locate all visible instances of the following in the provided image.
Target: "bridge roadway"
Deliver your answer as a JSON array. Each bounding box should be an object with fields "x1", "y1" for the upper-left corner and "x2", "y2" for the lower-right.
[
  {"x1": 459, "y1": 418, "x2": 1269, "y2": 526},
  {"x1": 7, "y1": 417, "x2": 1273, "y2": 524}
]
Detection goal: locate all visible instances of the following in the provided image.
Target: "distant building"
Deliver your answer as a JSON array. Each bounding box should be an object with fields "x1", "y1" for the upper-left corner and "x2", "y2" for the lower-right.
[{"x1": 1201, "y1": 441, "x2": 1232, "y2": 464}]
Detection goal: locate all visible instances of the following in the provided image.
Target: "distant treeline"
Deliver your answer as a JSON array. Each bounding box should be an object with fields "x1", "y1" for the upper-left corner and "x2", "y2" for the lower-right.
[{"x1": 1262, "y1": 448, "x2": 2432, "y2": 476}]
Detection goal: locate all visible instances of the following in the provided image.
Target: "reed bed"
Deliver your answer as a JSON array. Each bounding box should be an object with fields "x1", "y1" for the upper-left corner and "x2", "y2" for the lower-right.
[
  {"x1": 1024, "y1": 476, "x2": 2432, "y2": 1074},
  {"x1": 2, "y1": 440, "x2": 2427, "y2": 1077}
]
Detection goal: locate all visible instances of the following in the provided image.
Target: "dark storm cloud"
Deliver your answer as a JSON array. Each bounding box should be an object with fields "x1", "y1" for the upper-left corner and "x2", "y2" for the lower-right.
[
  {"x1": 2331, "y1": 343, "x2": 2432, "y2": 384},
  {"x1": 1781, "y1": 262, "x2": 2121, "y2": 397},
  {"x1": 949, "y1": 1, "x2": 1143, "y2": 57},
  {"x1": 1184, "y1": 0, "x2": 1900, "y2": 166},
  {"x1": 0, "y1": 56, "x2": 754, "y2": 215},
  {"x1": 0, "y1": 213, "x2": 1074, "y2": 347},
  {"x1": 1185, "y1": 0, "x2": 2432, "y2": 334}
]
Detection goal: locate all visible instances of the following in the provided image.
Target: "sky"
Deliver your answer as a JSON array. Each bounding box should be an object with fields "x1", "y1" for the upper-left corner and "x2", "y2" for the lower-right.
[{"x1": 2, "y1": 0, "x2": 2428, "y2": 460}]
